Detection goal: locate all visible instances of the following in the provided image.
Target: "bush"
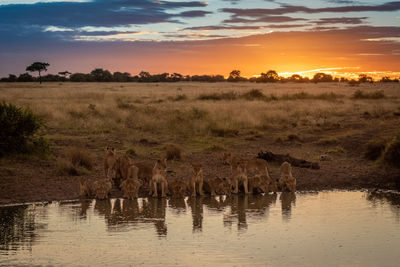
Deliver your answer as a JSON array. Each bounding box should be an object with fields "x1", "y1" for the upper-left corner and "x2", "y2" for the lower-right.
[
  {"x1": 352, "y1": 90, "x2": 385, "y2": 99},
  {"x1": 364, "y1": 138, "x2": 386, "y2": 160},
  {"x1": 197, "y1": 91, "x2": 237, "y2": 101},
  {"x1": 164, "y1": 143, "x2": 183, "y2": 160},
  {"x1": 381, "y1": 134, "x2": 400, "y2": 168},
  {"x1": 241, "y1": 89, "x2": 266, "y2": 100},
  {"x1": 0, "y1": 102, "x2": 48, "y2": 156},
  {"x1": 67, "y1": 147, "x2": 93, "y2": 170}
]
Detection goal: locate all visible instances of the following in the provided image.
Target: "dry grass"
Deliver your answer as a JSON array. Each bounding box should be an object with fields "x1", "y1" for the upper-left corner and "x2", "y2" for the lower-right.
[{"x1": 0, "y1": 82, "x2": 399, "y2": 157}]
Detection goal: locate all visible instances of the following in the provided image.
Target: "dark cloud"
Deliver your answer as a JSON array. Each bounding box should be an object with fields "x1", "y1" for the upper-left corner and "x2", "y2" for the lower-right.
[
  {"x1": 223, "y1": 15, "x2": 308, "y2": 23},
  {"x1": 313, "y1": 17, "x2": 368, "y2": 24},
  {"x1": 183, "y1": 24, "x2": 307, "y2": 31},
  {"x1": 222, "y1": 2, "x2": 400, "y2": 17},
  {"x1": 177, "y1": 10, "x2": 212, "y2": 17},
  {"x1": 0, "y1": 0, "x2": 208, "y2": 28}
]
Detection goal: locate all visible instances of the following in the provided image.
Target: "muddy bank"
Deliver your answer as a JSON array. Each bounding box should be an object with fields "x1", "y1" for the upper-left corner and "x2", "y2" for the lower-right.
[{"x1": 0, "y1": 141, "x2": 399, "y2": 206}]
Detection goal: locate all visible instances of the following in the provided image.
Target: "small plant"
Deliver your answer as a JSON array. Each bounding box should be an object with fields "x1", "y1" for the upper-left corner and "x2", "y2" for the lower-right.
[
  {"x1": 241, "y1": 89, "x2": 266, "y2": 100},
  {"x1": 125, "y1": 148, "x2": 137, "y2": 158},
  {"x1": 169, "y1": 94, "x2": 188, "y2": 101},
  {"x1": 0, "y1": 102, "x2": 48, "y2": 156},
  {"x1": 317, "y1": 137, "x2": 339, "y2": 145},
  {"x1": 381, "y1": 134, "x2": 400, "y2": 168},
  {"x1": 67, "y1": 147, "x2": 93, "y2": 170},
  {"x1": 164, "y1": 143, "x2": 183, "y2": 160},
  {"x1": 197, "y1": 91, "x2": 237, "y2": 101},
  {"x1": 352, "y1": 90, "x2": 385, "y2": 99},
  {"x1": 364, "y1": 138, "x2": 386, "y2": 160},
  {"x1": 210, "y1": 126, "x2": 239, "y2": 137}
]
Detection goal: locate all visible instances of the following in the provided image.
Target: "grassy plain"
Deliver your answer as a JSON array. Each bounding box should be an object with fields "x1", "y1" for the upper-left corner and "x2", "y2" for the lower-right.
[{"x1": 0, "y1": 82, "x2": 399, "y2": 204}]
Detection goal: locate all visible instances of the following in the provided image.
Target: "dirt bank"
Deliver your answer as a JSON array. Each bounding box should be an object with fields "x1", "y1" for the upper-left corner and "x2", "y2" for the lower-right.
[{"x1": 1, "y1": 135, "x2": 398, "y2": 206}]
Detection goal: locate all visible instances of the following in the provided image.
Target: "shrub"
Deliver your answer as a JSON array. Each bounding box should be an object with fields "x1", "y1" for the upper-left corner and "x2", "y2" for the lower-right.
[
  {"x1": 164, "y1": 143, "x2": 182, "y2": 160},
  {"x1": 67, "y1": 147, "x2": 93, "y2": 170},
  {"x1": 197, "y1": 91, "x2": 237, "y2": 101},
  {"x1": 0, "y1": 102, "x2": 48, "y2": 156},
  {"x1": 125, "y1": 148, "x2": 137, "y2": 158},
  {"x1": 210, "y1": 126, "x2": 239, "y2": 137},
  {"x1": 352, "y1": 90, "x2": 385, "y2": 99},
  {"x1": 169, "y1": 94, "x2": 188, "y2": 101},
  {"x1": 241, "y1": 89, "x2": 266, "y2": 100},
  {"x1": 381, "y1": 134, "x2": 400, "y2": 168},
  {"x1": 317, "y1": 137, "x2": 339, "y2": 145},
  {"x1": 364, "y1": 138, "x2": 386, "y2": 160}
]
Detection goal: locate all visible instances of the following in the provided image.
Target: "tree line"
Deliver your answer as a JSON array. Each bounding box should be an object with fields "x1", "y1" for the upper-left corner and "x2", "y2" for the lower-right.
[{"x1": 1, "y1": 62, "x2": 399, "y2": 83}]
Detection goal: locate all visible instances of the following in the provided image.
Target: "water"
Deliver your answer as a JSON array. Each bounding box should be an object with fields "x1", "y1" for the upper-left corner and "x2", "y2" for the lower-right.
[{"x1": 1, "y1": 191, "x2": 400, "y2": 266}]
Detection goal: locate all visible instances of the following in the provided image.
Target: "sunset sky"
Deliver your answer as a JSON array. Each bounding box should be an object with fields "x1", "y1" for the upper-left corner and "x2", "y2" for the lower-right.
[{"x1": 1, "y1": 0, "x2": 400, "y2": 78}]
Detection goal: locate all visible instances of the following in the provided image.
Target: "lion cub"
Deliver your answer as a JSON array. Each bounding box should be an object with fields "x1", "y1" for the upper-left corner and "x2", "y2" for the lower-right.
[
  {"x1": 150, "y1": 158, "x2": 168, "y2": 198},
  {"x1": 231, "y1": 160, "x2": 249, "y2": 194},
  {"x1": 104, "y1": 146, "x2": 117, "y2": 179},
  {"x1": 191, "y1": 163, "x2": 204, "y2": 197},
  {"x1": 79, "y1": 178, "x2": 92, "y2": 197},
  {"x1": 279, "y1": 161, "x2": 296, "y2": 193},
  {"x1": 93, "y1": 178, "x2": 112, "y2": 199},
  {"x1": 121, "y1": 165, "x2": 142, "y2": 199}
]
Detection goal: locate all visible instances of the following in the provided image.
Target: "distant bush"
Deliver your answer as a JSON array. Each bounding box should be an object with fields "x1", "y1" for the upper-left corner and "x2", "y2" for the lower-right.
[
  {"x1": 364, "y1": 138, "x2": 386, "y2": 160},
  {"x1": 381, "y1": 134, "x2": 400, "y2": 168},
  {"x1": 169, "y1": 94, "x2": 188, "y2": 101},
  {"x1": 197, "y1": 91, "x2": 237, "y2": 101},
  {"x1": 240, "y1": 89, "x2": 267, "y2": 100},
  {"x1": 0, "y1": 102, "x2": 48, "y2": 156},
  {"x1": 352, "y1": 90, "x2": 385, "y2": 99}
]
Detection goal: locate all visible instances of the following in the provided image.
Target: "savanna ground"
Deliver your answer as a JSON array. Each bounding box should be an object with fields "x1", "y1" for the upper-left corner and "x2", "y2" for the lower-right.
[{"x1": 0, "y1": 82, "x2": 399, "y2": 205}]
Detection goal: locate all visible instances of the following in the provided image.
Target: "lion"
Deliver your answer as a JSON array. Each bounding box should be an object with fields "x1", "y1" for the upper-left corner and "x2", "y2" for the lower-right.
[
  {"x1": 150, "y1": 158, "x2": 168, "y2": 198},
  {"x1": 134, "y1": 161, "x2": 154, "y2": 193},
  {"x1": 104, "y1": 146, "x2": 117, "y2": 179},
  {"x1": 279, "y1": 161, "x2": 296, "y2": 193},
  {"x1": 121, "y1": 177, "x2": 142, "y2": 199},
  {"x1": 203, "y1": 176, "x2": 232, "y2": 196},
  {"x1": 231, "y1": 160, "x2": 249, "y2": 194},
  {"x1": 248, "y1": 175, "x2": 268, "y2": 194},
  {"x1": 249, "y1": 174, "x2": 278, "y2": 193},
  {"x1": 114, "y1": 154, "x2": 132, "y2": 187},
  {"x1": 190, "y1": 163, "x2": 204, "y2": 197},
  {"x1": 79, "y1": 178, "x2": 92, "y2": 197},
  {"x1": 168, "y1": 179, "x2": 189, "y2": 198},
  {"x1": 223, "y1": 152, "x2": 272, "y2": 178},
  {"x1": 93, "y1": 178, "x2": 112, "y2": 199}
]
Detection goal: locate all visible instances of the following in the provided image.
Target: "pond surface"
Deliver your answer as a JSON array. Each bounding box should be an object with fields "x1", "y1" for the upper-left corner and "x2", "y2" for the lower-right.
[{"x1": 1, "y1": 191, "x2": 400, "y2": 266}]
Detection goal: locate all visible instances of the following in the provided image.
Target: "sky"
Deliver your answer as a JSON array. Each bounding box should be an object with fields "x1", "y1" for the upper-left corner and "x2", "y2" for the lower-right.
[{"x1": 1, "y1": 0, "x2": 400, "y2": 78}]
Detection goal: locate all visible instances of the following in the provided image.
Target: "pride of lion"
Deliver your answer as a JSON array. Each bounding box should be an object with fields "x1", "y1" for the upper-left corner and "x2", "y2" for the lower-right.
[{"x1": 79, "y1": 147, "x2": 296, "y2": 199}]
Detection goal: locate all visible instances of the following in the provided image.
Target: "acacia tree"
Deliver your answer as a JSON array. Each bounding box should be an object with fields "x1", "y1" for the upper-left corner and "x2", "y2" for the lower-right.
[
  {"x1": 26, "y1": 62, "x2": 50, "y2": 84},
  {"x1": 228, "y1": 70, "x2": 242, "y2": 82}
]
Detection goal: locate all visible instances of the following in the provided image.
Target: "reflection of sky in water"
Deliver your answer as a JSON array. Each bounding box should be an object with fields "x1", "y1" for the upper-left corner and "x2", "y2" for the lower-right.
[{"x1": 1, "y1": 191, "x2": 400, "y2": 266}]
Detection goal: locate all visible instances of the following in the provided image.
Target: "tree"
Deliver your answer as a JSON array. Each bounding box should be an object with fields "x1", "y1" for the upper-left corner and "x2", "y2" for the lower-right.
[
  {"x1": 26, "y1": 62, "x2": 49, "y2": 84},
  {"x1": 90, "y1": 68, "x2": 112, "y2": 82},
  {"x1": 358, "y1": 74, "x2": 373, "y2": 83},
  {"x1": 58, "y1": 71, "x2": 71, "y2": 81},
  {"x1": 138, "y1": 71, "x2": 151, "y2": 82},
  {"x1": 228, "y1": 70, "x2": 242, "y2": 82},
  {"x1": 113, "y1": 72, "x2": 131, "y2": 82},
  {"x1": 258, "y1": 70, "x2": 279, "y2": 82},
  {"x1": 17, "y1": 73, "x2": 34, "y2": 82},
  {"x1": 312, "y1": 73, "x2": 333, "y2": 83}
]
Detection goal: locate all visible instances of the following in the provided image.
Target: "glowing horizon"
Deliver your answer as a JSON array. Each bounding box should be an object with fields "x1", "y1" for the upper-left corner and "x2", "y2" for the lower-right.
[{"x1": 1, "y1": 0, "x2": 399, "y2": 78}]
